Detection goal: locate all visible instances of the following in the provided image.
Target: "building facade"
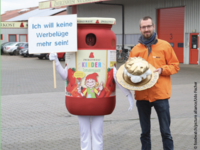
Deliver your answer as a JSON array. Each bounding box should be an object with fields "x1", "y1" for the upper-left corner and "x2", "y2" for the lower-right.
[
  {"x1": 66, "y1": 0, "x2": 200, "y2": 64},
  {"x1": 1, "y1": 22, "x2": 28, "y2": 43},
  {"x1": 2, "y1": 0, "x2": 199, "y2": 65}
]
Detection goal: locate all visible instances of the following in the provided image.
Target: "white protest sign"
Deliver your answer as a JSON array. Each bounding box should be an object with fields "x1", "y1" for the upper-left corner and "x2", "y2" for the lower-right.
[{"x1": 28, "y1": 14, "x2": 77, "y2": 54}]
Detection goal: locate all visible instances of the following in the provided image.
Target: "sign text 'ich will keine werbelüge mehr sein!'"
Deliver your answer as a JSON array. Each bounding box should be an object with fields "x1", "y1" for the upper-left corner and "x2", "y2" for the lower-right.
[{"x1": 28, "y1": 15, "x2": 77, "y2": 54}]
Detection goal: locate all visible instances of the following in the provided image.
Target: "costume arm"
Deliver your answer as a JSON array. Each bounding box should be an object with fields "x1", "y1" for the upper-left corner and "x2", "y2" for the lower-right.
[
  {"x1": 113, "y1": 67, "x2": 131, "y2": 96},
  {"x1": 161, "y1": 46, "x2": 180, "y2": 76},
  {"x1": 113, "y1": 66, "x2": 134, "y2": 110},
  {"x1": 49, "y1": 53, "x2": 68, "y2": 80}
]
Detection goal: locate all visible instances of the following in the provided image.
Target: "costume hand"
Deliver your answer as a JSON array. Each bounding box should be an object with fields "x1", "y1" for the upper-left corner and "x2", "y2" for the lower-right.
[
  {"x1": 49, "y1": 53, "x2": 58, "y2": 62},
  {"x1": 99, "y1": 82, "x2": 103, "y2": 91},
  {"x1": 113, "y1": 66, "x2": 133, "y2": 100},
  {"x1": 154, "y1": 68, "x2": 162, "y2": 75},
  {"x1": 127, "y1": 93, "x2": 134, "y2": 111},
  {"x1": 113, "y1": 66, "x2": 117, "y2": 81},
  {"x1": 113, "y1": 66, "x2": 134, "y2": 110},
  {"x1": 50, "y1": 53, "x2": 68, "y2": 80}
]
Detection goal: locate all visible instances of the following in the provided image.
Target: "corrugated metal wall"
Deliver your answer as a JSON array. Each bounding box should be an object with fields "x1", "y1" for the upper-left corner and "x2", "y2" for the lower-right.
[
  {"x1": 77, "y1": 4, "x2": 122, "y2": 34},
  {"x1": 77, "y1": 0, "x2": 199, "y2": 33},
  {"x1": 77, "y1": 0, "x2": 200, "y2": 64},
  {"x1": 1, "y1": 29, "x2": 28, "y2": 43}
]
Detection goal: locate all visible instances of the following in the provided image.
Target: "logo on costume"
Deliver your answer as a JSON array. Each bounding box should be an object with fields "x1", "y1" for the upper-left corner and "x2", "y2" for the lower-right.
[{"x1": 82, "y1": 52, "x2": 102, "y2": 68}]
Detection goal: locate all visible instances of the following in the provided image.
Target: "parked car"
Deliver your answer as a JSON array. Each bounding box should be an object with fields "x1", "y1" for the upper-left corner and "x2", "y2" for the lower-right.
[
  {"x1": 19, "y1": 48, "x2": 33, "y2": 57},
  {"x1": 57, "y1": 52, "x2": 65, "y2": 61},
  {"x1": 17, "y1": 43, "x2": 28, "y2": 54},
  {"x1": 3, "y1": 42, "x2": 25, "y2": 55},
  {"x1": 48, "y1": 52, "x2": 65, "y2": 61},
  {"x1": 36, "y1": 52, "x2": 65, "y2": 60},
  {"x1": 1, "y1": 42, "x2": 12, "y2": 55},
  {"x1": 34, "y1": 53, "x2": 49, "y2": 59}
]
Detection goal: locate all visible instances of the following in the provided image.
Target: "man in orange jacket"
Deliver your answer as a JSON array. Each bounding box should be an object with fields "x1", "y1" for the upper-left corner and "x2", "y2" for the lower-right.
[{"x1": 129, "y1": 16, "x2": 180, "y2": 150}]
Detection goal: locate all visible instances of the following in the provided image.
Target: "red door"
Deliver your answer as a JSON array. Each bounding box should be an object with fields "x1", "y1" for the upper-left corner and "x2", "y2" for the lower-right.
[
  {"x1": 158, "y1": 7, "x2": 184, "y2": 63},
  {"x1": 190, "y1": 33, "x2": 199, "y2": 64}
]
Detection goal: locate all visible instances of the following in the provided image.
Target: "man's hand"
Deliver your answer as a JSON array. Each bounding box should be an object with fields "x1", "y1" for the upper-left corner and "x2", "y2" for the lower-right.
[{"x1": 154, "y1": 68, "x2": 162, "y2": 75}]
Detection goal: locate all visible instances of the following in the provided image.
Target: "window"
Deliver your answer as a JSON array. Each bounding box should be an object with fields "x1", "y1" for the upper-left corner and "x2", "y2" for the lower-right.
[
  {"x1": 191, "y1": 35, "x2": 197, "y2": 49},
  {"x1": 170, "y1": 43, "x2": 174, "y2": 47},
  {"x1": 16, "y1": 43, "x2": 22, "y2": 46},
  {"x1": 9, "y1": 34, "x2": 17, "y2": 42},
  {"x1": 178, "y1": 43, "x2": 183, "y2": 47},
  {"x1": 19, "y1": 34, "x2": 27, "y2": 42}
]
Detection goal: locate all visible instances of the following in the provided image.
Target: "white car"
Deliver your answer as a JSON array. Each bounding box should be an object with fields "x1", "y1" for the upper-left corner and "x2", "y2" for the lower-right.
[{"x1": 3, "y1": 42, "x2": 25, "y2": 55}]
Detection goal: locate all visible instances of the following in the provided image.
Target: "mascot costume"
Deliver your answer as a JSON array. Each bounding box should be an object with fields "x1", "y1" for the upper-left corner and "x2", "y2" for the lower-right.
[{"x1": 49, "y1": 17, "x2": 134, "y2": 150}]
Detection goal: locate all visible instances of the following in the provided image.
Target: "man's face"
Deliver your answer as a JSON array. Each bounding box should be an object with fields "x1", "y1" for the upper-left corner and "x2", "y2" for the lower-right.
[
  {"x1": 140, "y1": 19, "x2": 155, "y2": 39},
  {"x1": 86, "y1": 79, "x2": 96, "y2": 89}
]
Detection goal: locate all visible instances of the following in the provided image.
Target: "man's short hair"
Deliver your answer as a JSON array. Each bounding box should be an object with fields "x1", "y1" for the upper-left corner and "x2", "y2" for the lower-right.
[{"x1": 139, "y1": 16, "x2": 154, "y2": 27}]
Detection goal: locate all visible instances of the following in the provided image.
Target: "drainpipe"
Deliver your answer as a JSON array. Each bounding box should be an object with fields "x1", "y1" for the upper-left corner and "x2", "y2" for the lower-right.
[{"x1": 95, "y1": 2, "x2": 125, "y2": 51}]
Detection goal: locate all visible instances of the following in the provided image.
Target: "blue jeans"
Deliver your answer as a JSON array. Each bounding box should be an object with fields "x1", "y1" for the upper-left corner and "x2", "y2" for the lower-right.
[{"x1": 136, "y1": 99, "x2": 174, "y2": 150}]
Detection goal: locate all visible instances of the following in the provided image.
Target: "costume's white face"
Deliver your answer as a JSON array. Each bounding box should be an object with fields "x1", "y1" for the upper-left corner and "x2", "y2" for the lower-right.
[
  {"x1": 140, "y1": 19, "x2": 155, "y2": 39},
  {"x1": 86, "y1": 79, "x2": 96, "y2": 88}
]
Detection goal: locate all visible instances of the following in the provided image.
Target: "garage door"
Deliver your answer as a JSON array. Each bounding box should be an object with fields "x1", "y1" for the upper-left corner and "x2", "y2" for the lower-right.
[{"x1": 158, "y1": 7, "x2": 184, "y2": 63}]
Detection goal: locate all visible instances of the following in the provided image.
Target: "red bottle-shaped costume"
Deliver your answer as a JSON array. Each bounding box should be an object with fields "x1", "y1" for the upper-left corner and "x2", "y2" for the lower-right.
[{"x1": 65, "y1": 18, "x2": 116, "y2": 115}]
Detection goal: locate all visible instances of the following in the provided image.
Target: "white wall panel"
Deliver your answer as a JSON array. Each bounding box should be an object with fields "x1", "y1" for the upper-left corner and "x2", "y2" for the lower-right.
[{"x1": 184, "y1": 33, "x2": 190, "y2": 64}]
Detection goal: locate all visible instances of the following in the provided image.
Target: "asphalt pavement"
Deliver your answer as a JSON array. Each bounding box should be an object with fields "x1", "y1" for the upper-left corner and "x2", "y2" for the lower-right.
[{"x1": 1, "y1": 55, "x2": 200, "y2": 150}]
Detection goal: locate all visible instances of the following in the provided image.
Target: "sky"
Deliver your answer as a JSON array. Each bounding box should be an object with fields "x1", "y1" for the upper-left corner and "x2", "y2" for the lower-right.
[{"x1": 1, "y1": 0, "x2": 44, "y2": 14}]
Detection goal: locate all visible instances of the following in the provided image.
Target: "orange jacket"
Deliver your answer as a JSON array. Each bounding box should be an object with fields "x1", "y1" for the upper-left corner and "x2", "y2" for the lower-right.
[{"x1": 129, "y1": 39, "x2": 180, "y2": 102}]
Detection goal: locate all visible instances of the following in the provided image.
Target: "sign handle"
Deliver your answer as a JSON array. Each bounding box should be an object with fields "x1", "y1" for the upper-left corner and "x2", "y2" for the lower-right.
[{"x1": 53, "y1": 60, "x2": 56, "y2": 88}]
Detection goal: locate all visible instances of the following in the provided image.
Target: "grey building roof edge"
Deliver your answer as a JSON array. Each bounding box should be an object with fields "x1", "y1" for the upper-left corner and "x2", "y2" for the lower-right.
[{"x1": 6, "y1": 8, "x2": 66, "y2": 22}]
